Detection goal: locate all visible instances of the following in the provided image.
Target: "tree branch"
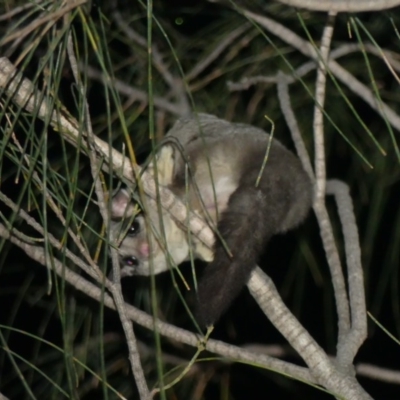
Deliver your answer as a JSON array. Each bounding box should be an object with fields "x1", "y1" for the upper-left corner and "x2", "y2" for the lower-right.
[{"x1": 274, "y1": 0, "x2": 400, "y2": 12}]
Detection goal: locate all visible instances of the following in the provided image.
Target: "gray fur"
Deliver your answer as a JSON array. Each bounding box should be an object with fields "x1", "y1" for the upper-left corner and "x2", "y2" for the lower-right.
[{"x1": 111, "y1": 114, "x2": 312, "y2": 326}]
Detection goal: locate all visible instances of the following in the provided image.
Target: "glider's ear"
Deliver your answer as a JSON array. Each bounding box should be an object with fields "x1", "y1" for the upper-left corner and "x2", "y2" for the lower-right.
[{"x1": 111, "y1": 189, "x2": 131, "y2": 219}]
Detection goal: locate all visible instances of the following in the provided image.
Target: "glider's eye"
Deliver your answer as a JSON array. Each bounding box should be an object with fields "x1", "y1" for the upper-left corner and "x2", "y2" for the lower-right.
[
  {"x1": 123, "y1": 256, "x2": 139, "y2": 267},
  {"x1": 128, "y1": 220, "x2": 140, "y2": 236}
]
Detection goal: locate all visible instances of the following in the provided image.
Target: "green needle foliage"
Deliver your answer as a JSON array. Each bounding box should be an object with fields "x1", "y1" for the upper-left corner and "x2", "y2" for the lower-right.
[{"x1": 0, "y1": 1, "x2": 400, "y2": 399}]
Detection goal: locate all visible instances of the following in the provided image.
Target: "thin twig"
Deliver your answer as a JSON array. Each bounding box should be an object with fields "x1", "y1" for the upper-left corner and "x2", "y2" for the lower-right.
[
  {"x1": 67, "y1": 34, "x2": 151, "y2": 400},
  {"x1": 311, "y1": 11, "x2": 352, "y2": 356},
  {"x1": 227, "y1": 43, "x2": 392, "y2": 91},
  {"x1": 313, "y1": 14, "x2": 331, "y2": 201},
  {"x1": 186, "y1": 23, "x2": 251, "y2": 81},
  {"x1": 356, "y1": 363, "x2": 400, "y2": 384},
  {"x1": 327, "y1": 180, "x2": 367, "y2": 367},
  {"x1": 0, "y1": 1, "x2": 42, "y2": 21},
  {"x1": 276, "y1": 72, "x2": 314, "y2": 180},
  {"x1": 274, "y1": 0, "x2": 400, "y2": 12},
  {"x1": 84, "y1": 65, "x2": 186, "y2": 116},
  {"x1": 0, "y1": 0, "x2": 87, "y2": 46}
]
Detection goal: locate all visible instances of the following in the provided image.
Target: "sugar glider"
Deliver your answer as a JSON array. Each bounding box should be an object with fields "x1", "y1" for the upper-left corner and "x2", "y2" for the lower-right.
[{"x1": 110, "y1": 114, "x2": 312, "y2": 327}]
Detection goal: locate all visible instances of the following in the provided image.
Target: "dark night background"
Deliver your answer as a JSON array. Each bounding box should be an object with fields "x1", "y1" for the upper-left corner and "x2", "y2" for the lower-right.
[{"x1": 1, "y1": 0, "x2": 400, "y2": 399}]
